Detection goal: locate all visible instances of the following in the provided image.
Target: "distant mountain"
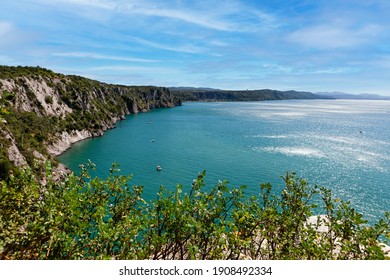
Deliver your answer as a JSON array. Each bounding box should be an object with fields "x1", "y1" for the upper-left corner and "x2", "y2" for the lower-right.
[{"x1": 316, "y1": 92, "x2": 390, "y2": 100}]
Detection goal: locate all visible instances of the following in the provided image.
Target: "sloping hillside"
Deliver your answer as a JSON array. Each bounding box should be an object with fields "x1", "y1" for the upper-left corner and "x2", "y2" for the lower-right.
[{"x1": 0, "y1": 66, "x2": 180, "y2": 180}]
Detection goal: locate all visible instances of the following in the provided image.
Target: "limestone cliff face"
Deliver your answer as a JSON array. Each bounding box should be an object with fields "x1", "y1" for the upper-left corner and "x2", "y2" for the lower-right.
[
  {"x1": 0, "y1": 128, "x2": 27, "y2": 167},
  {"x1": 1, "y1": 78, "x2": 71, "y2": 117},
  {"x1": 0, "y1": 66, "x2": 181, "y2": 179},
  {"x1": 47, "y1": 130, "x2": 94, "y2": 156}
]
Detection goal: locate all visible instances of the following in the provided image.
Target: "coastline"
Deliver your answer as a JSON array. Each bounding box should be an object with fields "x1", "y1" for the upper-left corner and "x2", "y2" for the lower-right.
[{"x1": 48, "y1": 129, "x2": 94, "y2": 157}]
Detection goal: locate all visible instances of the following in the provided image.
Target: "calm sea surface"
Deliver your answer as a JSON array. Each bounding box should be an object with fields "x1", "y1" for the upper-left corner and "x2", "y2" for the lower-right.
[{"x1": 59, "y1": 100, "x2": 390, "y2": 222}]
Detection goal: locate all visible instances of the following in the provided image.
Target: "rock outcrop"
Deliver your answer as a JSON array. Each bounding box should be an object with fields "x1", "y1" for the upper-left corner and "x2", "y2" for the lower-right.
[
  {"x1": 0, "y1": 128, "x2": 27, "y2": 167},
  {"x1": 47, "y1": 129, "x2": 94, "y2": 156}
]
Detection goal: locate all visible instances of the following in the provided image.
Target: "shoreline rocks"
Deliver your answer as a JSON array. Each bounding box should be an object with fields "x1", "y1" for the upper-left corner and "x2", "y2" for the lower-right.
[{"x1": 47, "y1": 129, "x2": 94, "y2": 156}]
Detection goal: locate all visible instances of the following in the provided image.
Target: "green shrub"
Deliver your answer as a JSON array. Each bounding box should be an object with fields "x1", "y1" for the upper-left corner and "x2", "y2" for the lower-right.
[
  {"x1": 0, "y1": 163, "x2": 389, "y2": 260},
  {"x1": 0, "y1": 154, "x2": 12, "y2": 181},
  {"x1": 44, "y1": 95, "x2": 53, "y2": 104}
]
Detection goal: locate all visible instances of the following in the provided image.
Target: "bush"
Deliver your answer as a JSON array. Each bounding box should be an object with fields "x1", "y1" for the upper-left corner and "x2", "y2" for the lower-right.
[
  {"x1": 0, "y1": 154, "x2": 12, "y2": 181},
  {"x1": 44, "y1": 95, "x2": 53, "y2": 104},
  {"x1": 0, "y1": 163, "x2": 389, "y2": 260}
]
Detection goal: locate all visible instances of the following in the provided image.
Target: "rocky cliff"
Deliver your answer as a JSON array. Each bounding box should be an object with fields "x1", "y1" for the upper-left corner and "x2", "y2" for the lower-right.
[{"x1": 0, "y1": 66, "x2": 181, "y2": 180}]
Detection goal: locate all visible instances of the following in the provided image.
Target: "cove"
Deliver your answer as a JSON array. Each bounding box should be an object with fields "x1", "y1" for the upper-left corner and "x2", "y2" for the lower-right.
[{"x1": 59, "y1": 100, "x2": 390, "y2": 222}]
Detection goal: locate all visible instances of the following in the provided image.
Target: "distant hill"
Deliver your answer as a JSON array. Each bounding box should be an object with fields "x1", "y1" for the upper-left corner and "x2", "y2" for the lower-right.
[
  {"x1": 316, "y1": 92, "x2": 390, "y2": 100},
  {"x1": 170, "y1": 87, "x2": 322, "y2": 101}
]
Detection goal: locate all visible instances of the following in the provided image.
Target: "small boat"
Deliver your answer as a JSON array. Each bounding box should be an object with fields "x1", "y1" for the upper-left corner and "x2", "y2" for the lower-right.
[{"x1": 156, "y1": 165, "x2": 162, "y2": 171}]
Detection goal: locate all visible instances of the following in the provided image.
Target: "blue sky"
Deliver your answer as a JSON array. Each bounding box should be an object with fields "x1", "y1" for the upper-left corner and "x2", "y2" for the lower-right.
[{"x1": 1, "y1": 0, "x2": 390, "y2": 95}]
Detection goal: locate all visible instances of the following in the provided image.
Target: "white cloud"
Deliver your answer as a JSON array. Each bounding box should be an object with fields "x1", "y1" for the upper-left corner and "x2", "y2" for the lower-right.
[
  {"x1": 313, "y1": 67, "x2": 358, "y2": 74},
  {"x1": 369, "y1": 55, "x2": 390, "y2": 70},
  {"x1": 0, "y1": 21, "x2": 33, "y2": 49},
  {"x1": 36, "y1": 0, "x2": 274, "y2": 32},
  {"x1": 127, "y1": 36, "x2": 206, "y2": 54},
  {"x1": 117, "y1": 0, "x2": 276, "y2": 32},
  {"x1": 288, "y1": 23, "x2": 383, "y2": 49},
  {"x1": 0, "y1": 21, "x2": 13, "y2": 37},
  {"x1": 52, "y1": 52, "x2": 159, "y2": 63},
  {"x1": 209, "y1": 40, "x2": 230, "y2": 47},
  {"x1": 89, "y1": 65, "x2": 179, "y2": 73},
  {"x1": 126, "y1": 6, "x2": 235, "y2": 32},
  {"x1": 40, "y1": 0, "x2": 116, "y2": 10},
  {"x1": 259, "y1": 63, "x2": 294, "y2": 74},
  {"x1": 85, "y1": 64, "x2": 184, "y2": 85}
]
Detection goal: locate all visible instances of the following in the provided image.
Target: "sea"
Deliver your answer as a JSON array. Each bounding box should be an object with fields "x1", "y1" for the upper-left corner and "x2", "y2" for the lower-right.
[{"x1": 59, "y1": 99, "x2": 390, "y2": 223}]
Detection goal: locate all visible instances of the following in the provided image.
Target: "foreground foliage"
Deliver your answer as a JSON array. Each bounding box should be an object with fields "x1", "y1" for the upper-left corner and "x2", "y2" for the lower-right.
[{"x1": 0, "y1": 162, "x2": 389, "y2": 260}]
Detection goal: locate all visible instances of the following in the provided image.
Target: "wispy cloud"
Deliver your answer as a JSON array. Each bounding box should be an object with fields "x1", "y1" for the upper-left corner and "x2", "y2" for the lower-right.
[
  {"x1": 127, "y1": 36, "x2": 206, "y2": 54},
  {"x1": 84, "y1": 64, "x2": 185, "y2": 86},
  {"x1": 121, "y1": 1, "x2": 271, "y2": 32},
  {"x1": 0, "y1": 21, "x2": 13, "y2": 37},
  {"x1": 288, "y1": 21, "x2": 383, "y2": 49},
  {"x1": 259, "y1": 63, "x2": 294, "y2": 74},
  {"x1": 39, "y1": 0, "x2": 117, "y2": 10},
  {"x1": 0, "y1": 20, "x2": 35, "y2": 50},
  {"x1": 52, "y1": 52, "x2": 159, "y2": 63},
  {"x1": 124, "y1": 6, "x2": 236, "y2": 32},
  {"x1": 89, "y1": 65, "x2": 179, "y2": 73},
  {"x1": 313, "y1": 67, "x2": 359, "y2": 74},
  {"x1": 39, "y1": 0, "x2": 274, "y2": 33}
]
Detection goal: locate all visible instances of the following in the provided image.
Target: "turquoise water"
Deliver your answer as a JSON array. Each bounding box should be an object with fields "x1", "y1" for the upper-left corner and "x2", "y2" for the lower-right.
[{"x1": 59, "y1": 100, "x2": 390, "y2": 222}]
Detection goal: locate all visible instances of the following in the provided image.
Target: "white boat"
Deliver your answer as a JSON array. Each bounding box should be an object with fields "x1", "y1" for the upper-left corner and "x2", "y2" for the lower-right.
[{"x1": 156, "y1": 165, "x2": 162, "y2": 171}]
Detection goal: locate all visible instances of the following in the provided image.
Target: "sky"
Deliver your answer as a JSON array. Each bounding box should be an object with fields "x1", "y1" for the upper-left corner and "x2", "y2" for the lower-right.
[{"x1": 1, "y1": 0, "x2": 390, "y2": 95}]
